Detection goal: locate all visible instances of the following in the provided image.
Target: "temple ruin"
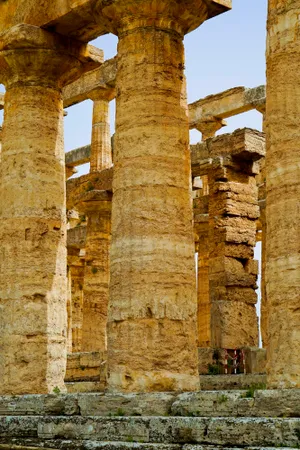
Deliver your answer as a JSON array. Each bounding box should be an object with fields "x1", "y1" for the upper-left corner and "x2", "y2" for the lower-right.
[{"x1": 0, "y1": 0, "x2": 299, "y2": 448}]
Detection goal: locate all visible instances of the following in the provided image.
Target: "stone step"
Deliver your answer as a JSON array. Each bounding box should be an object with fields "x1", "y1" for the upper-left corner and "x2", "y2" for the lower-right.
[
  {"x1": 0, "y1": 442, "x2": 297, "y2": 450},
  {"x1": 65, "y1": 381, "x2": 103, "y2": 393},
  {"x1": 199, "y1": 374, "x2": 266, "y2": 391},
  {"x1": 0, "y1": 416, "x2": 300, "y2": 447},
  {"x1": 1, "y1": 390, "x2": 300, "y2": 418}
]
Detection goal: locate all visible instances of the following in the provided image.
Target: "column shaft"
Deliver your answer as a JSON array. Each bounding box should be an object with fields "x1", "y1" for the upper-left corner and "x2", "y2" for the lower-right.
[
  {"x1": 108, "y1": 21, "x2": 198, "y2": 392},
  {"x1": 81, "y1": 203, "x2": 111, "y2": 352},
  {"x1": 90, "y1": 99, "x2": 112, "y2": 172},
  {"x1": 0, "y1": 24, "x2": 102, "y2": 394},
  {"x1": 209, "y1": 160, "x2": 259, "y2": 349},
  {"x1": 266, "y1": 1, "x2": 300, "y2": 387},
  {"x1": 0, "y1": 85, "x2": 67, "y2": 394}
]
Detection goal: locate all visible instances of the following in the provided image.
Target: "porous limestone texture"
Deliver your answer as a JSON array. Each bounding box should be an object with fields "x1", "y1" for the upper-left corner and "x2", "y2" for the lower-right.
[
  {"x1": 0, "y1": 24, "x2": 102, "y2": 395},
  {"x1": 94, "y1": 0, "x2": 233, "y2": 392},
  {"x1": 90, "y1": 95, "x2": 113, "y2": 172},
  {"x1": 265, "y1": 0, "x2": 300, "y2": 388},
  {"x1": 80, "y1": 91, "x2": 113, "y2": 353},
  {"x1": 0, "y1": 415, "x2": 300, "y2": 448},
  {"x1": 206, "y1": 130, "x2": 264, "y2": 348},
  {"x1": 68, "y1": 251, "x2": 85, "y2": 353},
  {"x1": 80, "y1": 192, "x2": 112, "y2": 353}
]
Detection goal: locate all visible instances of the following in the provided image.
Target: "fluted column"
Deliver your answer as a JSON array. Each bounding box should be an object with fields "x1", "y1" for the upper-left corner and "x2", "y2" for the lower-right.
[
  {"x1": 266, "y1": 1, "x2": 300, "y2": 387},
  {"x1": 0, "y1": 24, "x2": 101, "y2": 394},
  {"x1": 90, "y1": 93, "x2": 113, "y2": 172},
  {"x1": 95, "y1": 0, "x2": 231, "y2": 392}
]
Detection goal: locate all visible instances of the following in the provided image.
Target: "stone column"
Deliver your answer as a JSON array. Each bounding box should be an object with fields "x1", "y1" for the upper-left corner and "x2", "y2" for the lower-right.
[
  {"x1": 80, "y1": 192, "x2": 112, "y2": 352},
  {"x1": 96, "y1": 0, "x2": 230, "y2": 392},
  {"x1": 266, "y1": 2, "x2": 300, "y2": 387},
  {"x1": 90, "y1": 93, "x2": 113, "y2": 172},
  {"x1": 194, "y1": 118, "x2": 227, "y2": 347},
  {"x1": 0, "y1": 24, "x2": 102, "y2": 394},
  {"x1": 79, "y1": 91, "x2": 113, "y2": 353},
  {"x1": 206, "y1": 129, "x2": 264, "y2": 349},
  {"x1": 68, "y1": 251, "x2": 85, "y2": 353},
  {"x1": 255, "y1": 103, "x2": 267, "y2": 348}
]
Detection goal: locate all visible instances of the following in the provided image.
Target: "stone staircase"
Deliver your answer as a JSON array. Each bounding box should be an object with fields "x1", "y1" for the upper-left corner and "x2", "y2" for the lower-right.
[{"x1": 0, "y1": 390, "x2": 299, "y2": 449}]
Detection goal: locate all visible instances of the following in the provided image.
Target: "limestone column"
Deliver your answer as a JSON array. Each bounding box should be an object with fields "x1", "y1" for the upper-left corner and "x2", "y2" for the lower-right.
[
  {"x1": 194, "y1": 118, "x2": 227, "y2": 347},
  {"x1": 266, "y1": 2, "x2": 300, "y2": 387},
  {"x1": 80, "y1": 192, "x2": 112, "y2": 352},
  {"x1": 80, "y1": 92, "x2": 113, "y2": 353},
  {"x1": 68, "y1": 251, "x2": 85, "y2": 353},
  {"x1": 90, "y1": 93, "x2": 113, "y2": 172},
  {"x1": 0, "y1": 24, "x2": 101, "y2": 394},
  {"x1": 96, "y1": 0, "x2": 231, "y2": 392},
  {"x1": 255, "y1": 103, "x2": 267, "y2": 348}
]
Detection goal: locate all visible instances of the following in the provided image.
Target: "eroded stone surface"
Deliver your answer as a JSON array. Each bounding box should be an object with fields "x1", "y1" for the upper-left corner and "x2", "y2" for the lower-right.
[{"x1": 265, "y1": 0, "x2": 300, "y2": 388}]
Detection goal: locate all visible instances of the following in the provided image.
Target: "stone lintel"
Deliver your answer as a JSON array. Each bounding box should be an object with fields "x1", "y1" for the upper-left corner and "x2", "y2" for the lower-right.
[
  {"x1": 191, "y1": 128, "x2": 265, "y2": 177},
  {"x1": 0, "y1": 0, "x2": 231, "y2": 42},
  {"x1": 63, "y1": 57, "x2": 117, "y2": 108},
  {"x1": 65, "y1": 145, "x2": 91, "y2": 168},
  {"x1": 67, "y1": 169, "x2": 113, "y2": 210},
  {"x1": 0, "y1": 0, "x2": 108, "y2": 43},
  {"x1": 189, "y1": 85, "x2": 266, "y2": 129}
]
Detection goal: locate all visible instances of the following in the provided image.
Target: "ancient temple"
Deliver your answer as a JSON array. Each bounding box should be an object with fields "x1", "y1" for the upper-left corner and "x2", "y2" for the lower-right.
[{"x1": 0, "y1": 0, "x2": 299, "y2": 448}]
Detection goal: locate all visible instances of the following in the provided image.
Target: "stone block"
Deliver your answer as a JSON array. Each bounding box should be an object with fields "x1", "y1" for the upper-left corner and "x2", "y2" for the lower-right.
[
  {"x1": 65, "y1": 352, "x2": 104, "y2": 382},
  {"x1": 243, "y1": 347, "x2": 266, "y2": 375},
  {"x1": 198, "y1": 348, "x2": 214, "y2": 375},
  {"x1": 199, "y1": 374, "x2": 267, "y2": 391}
]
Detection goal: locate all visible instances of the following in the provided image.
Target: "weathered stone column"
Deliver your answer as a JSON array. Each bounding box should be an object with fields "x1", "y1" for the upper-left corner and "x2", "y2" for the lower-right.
[
  {"x1": 79, "y1": 91, "x2": 113, "y2": 353},
  {"x1": 68, "y1": 251, "x2": 85, "y2": 353},
  {"x1": 0, "y1": 25, "x2": 102, "y2": 394},
  {"x1": 80, "y1": 192, "x2": 112, "y2": 352},
  {"x1": 266, "y1": 2, "x2": 300, "y2": 387},
  {"x1": 206, "y1": 129, "x2": 264, "y2": 349},
  {"x1": 255, "y1": 103, "x2": 267, "y2": 348},
  {"x1": 96, "y1": 0, "x2": 231, "y2": 391},
  {"x1": 90, "y1": 93, "x2": 113, "y2": 172},
  {"x1": 194, "y1": 118, "x2": 227, "y2": 347}
]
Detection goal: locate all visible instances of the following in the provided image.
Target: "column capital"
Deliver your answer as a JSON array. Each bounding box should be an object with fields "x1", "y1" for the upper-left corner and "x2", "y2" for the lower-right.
[
  {"x1": 195, "y1": 116, "x2": 227, "y2": 140},
  {"x1": 0, "y1": 24, "x2": 103, "y2": 89},
  {"x1": 89, "y1": 88, "x2": 115, "y2": 102},
  {"x1": 95, "y1": 0, "x2": 231, "y2": 36}
]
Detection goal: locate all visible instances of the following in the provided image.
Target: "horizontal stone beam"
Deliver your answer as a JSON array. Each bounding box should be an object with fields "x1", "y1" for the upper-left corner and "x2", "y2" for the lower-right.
[
  {"x1": 191, "y1": 128, "x2": 265, "y2": 177},
  {"x1": 63, "y1": 57, "x2": 117, "y2": 107},
  {"x1": 0, "y1": 0, "x2": 231, "y2": 43},
  {"x1": 189, "y1": 85, "x2": 266, "y2": 129},
  {"x1": 65, "y1": 145, "x2": 91, "y2": 168}
]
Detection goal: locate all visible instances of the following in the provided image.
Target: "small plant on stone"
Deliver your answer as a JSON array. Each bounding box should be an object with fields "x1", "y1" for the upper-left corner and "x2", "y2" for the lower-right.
[
  {"x1": 218, "y1": 394, "x2": 228, "y2": 404},
  {"x1": 114, "y1": 408, "x2": 125, "y2": 416},
  {"x1": 126, "y1": 436, "x2": 134, "y2": 443},
  {"x1": 53, "y1": 386, "x2": 61, "y2": 395},
  {"x1": 241, "y1": 383, "x2": 266, "y2": 398},
  {"x1": 208, "y1": 363, "x2": 221, "y2": 375},
  {"x1": 91, "y1": 267, "x2": 98, "y2": 274}
]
